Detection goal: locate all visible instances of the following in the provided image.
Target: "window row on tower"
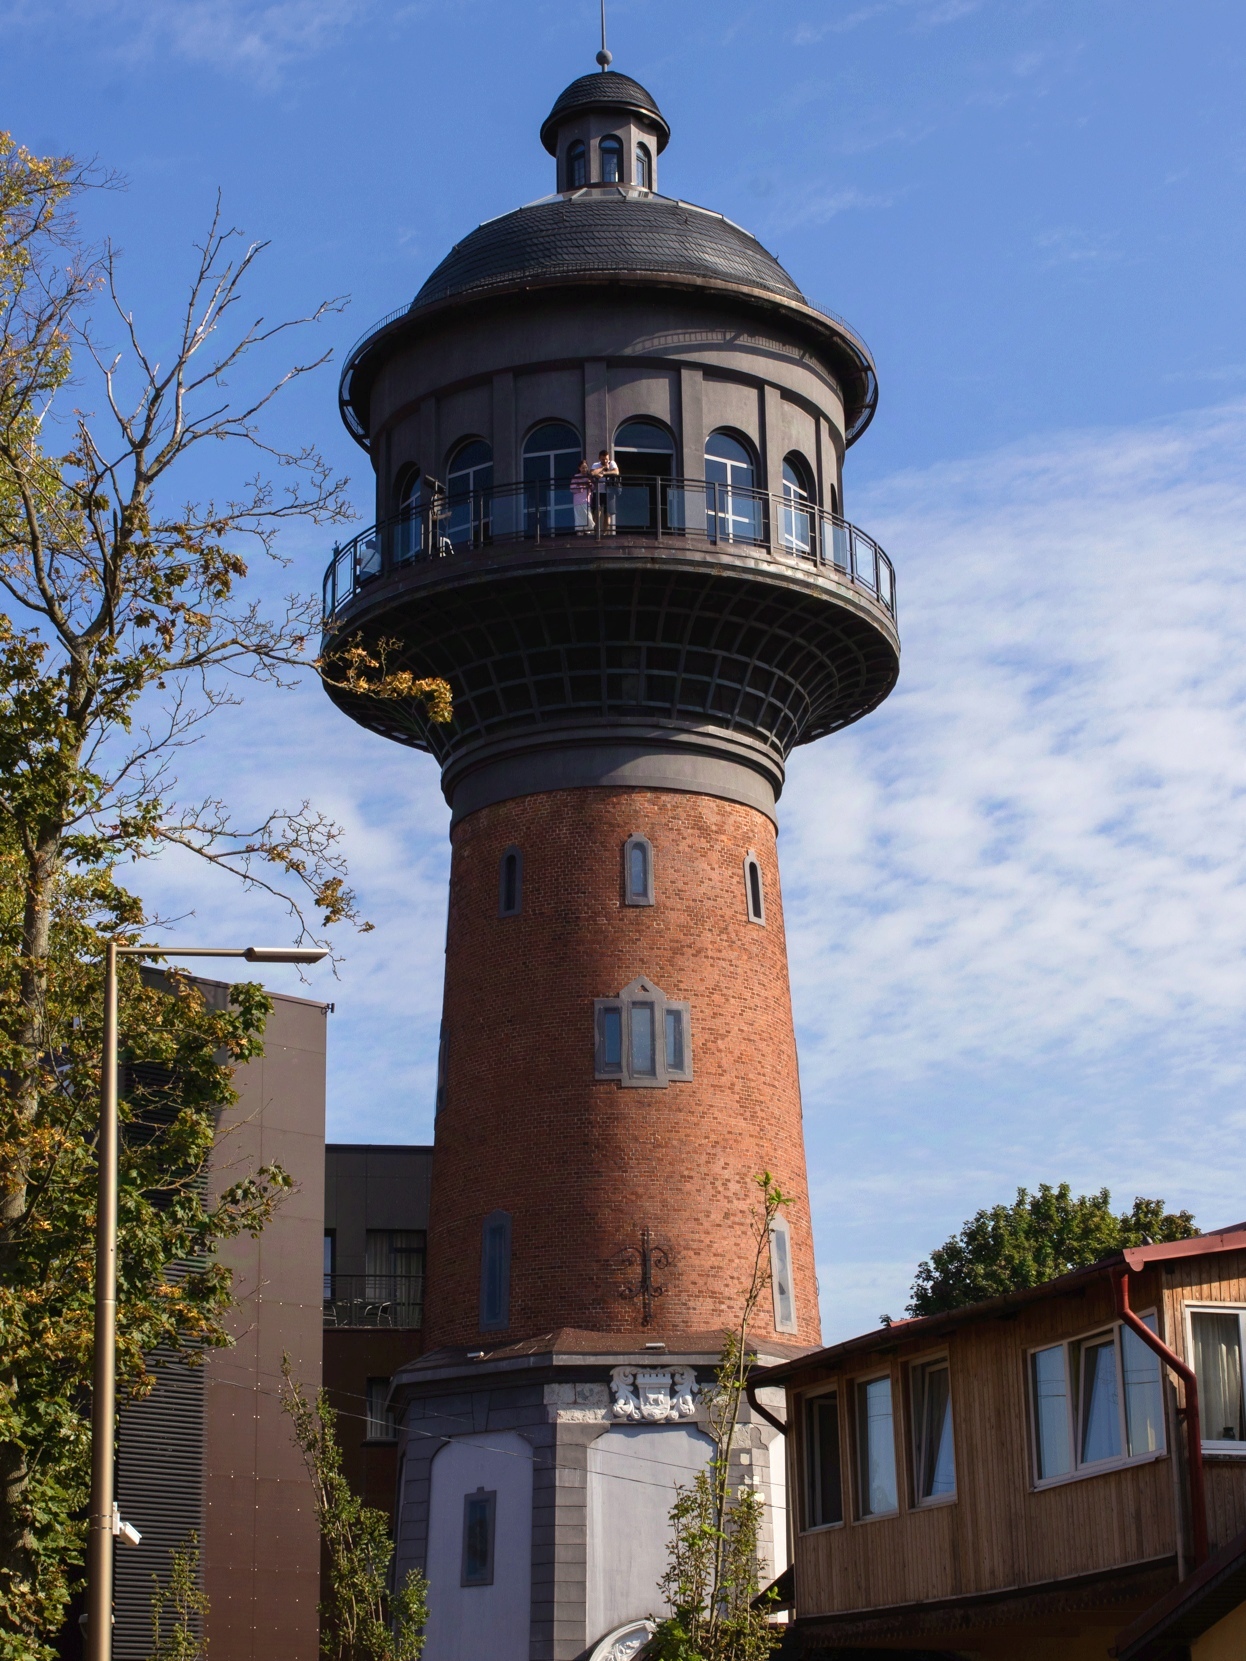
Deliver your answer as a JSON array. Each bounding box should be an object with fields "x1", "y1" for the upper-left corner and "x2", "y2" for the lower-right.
[
  {"x1": 392, "y1": 422, "x2": 837, "y2": 530},
  {"x1": 497, "y1": 838, "x2": 766, "y2": 924},
  {"x1": 563, "y1": 135, "x2": 653, "y2": 192}
]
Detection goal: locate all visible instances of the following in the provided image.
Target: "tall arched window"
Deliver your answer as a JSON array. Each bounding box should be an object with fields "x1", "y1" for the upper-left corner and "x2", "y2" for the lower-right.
[
  {"x1": 623, "y1": 833, "x2": 654, "y2": 906},
  {"x1": 445, "y1": 438, "x2": 492, "y2": 546},
  {"x1": 565, "y1": 140, "x2": 587, "y2": 191},
  {"x1": 705, "y1": 430, "x2": 761, "y2": 544},
  {"x1": 635, "y1": 142, "x2": 653, "y2": 190},
  {"x1": 614, "y1": 419, "x2": 676, "y2": 480},
  {"x1": 523, "y1": 421, "x2": 581, "y2": 535},
  {"x1": 393, "y1": 466, "x2": 422, "y2": 563},
  {"x1": 599, "y1": 135, "x2": 623, "y2": 185},
  {"x1": 781, "y1": 452, "x2": 816, "y2": 555},
  {"x1": 480, "y1": 1211, "x2": 511, "y2": 1331}
]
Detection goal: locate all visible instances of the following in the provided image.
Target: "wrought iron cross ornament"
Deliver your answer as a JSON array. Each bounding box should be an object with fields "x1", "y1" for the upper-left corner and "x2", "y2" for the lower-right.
[{"x1": 610, "y1": 1227, "x2": 671, "y2": 1325}]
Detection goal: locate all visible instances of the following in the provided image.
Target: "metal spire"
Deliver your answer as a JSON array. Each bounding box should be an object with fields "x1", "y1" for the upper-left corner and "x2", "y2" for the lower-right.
[{"x1": 597, "y1": 0, "x2": 612, "y2": 68}]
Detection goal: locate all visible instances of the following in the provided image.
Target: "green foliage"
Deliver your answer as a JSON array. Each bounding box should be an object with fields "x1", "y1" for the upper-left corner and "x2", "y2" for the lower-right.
[
  {"x1": 150, "y1": 1534, "x2": 209, "y2": 1661},
  {"x1": 906, "y1": 1183, "x2": 1199, "y2": 1317},
  {"x1": 280, "y1": 1360, "x2": 428, "y2": 1661},
  {"x1": 647, "y1": 1175, "x2": 785, "y2": 1661},
  {"x1": 0, "y1": 846, "x2": 288, "y2": 1659}
]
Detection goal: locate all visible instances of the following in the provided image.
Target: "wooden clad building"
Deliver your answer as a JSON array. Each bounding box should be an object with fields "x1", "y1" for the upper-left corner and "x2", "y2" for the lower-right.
[{"x1": 754, "y1": 1226, "x2": 1246, "y2": 1660}]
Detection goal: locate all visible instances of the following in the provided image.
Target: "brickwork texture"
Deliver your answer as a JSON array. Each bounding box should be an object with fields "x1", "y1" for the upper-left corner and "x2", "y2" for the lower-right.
[{"x1": 424, "y1": 786, "x2": 821, "y2": 1352}]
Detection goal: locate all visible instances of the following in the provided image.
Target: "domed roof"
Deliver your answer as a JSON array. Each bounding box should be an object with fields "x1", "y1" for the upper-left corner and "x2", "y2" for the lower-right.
[
  {"x1": 412, "y1": 192, "x2": 804, "y2": 312},
  {"x1": 540, "y1": 71, "x2": 670, "y2": 154}
]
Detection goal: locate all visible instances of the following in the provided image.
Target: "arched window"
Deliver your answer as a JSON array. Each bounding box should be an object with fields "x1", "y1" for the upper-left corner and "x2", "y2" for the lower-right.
[
  {"x1": 498, "y1": 845, "x2": 522, "y2": 917},
  {"x1": 445, "y1": 438, "x2": 492, "y2": 546},
  {"x1": 623, "y1": 833, "x2": 654, "y2": 905},
  {"x1": 781, "y1": 451, "x2": 816, "y2": 555},
  {"x1": 566, "y1": 139, "x2": 587, "y2": 191},
  {"x1": 614, "y1": 419, "x2": 676, "y2": 480},
  {"x1": 769, "y1": 1217, "x2": 797, "y2": 1333},
  {"x1": 523, "y1": 421, "x2": 581, "y2": 536},
  {"x1": 744, "y1": 851, "x2": 765, "y2": 924},
  {"x1": 635, "y1": 142, "x2": 653, "y2": 191},
  {"x1": 480, "y1": 1211, "x2": 511, "y2": 1331},
  {"x1": 599, "y1": 135, "x2": 623, "y2": 185},
  {"x1": 705, "y1": 430, "x2": 761, "y2": 544}
]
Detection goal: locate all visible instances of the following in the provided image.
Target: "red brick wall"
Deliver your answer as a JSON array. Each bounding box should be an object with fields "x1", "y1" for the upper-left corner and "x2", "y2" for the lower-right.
[{"x1": 424, "y1": 787, "x2": 821, "y2": 1352}]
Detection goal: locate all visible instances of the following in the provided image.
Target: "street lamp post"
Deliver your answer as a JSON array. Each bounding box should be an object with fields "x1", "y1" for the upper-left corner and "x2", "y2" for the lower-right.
[{"x1": 86, "y1": 943, "x2": 328, "y2": 1661}]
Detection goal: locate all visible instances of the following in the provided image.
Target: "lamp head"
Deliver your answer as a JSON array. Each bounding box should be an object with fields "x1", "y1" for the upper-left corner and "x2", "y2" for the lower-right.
[{"x1": 243, "y1": 947, "x2": 330, "y2": 964}]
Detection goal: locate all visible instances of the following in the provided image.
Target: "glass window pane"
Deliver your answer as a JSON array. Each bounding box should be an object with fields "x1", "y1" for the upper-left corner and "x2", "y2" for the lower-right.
[
  {"x1": 600, "y1": 137, "x2": 622, "y2": 183},
  {"x1": 462, "y1": 1490, "x2": 495, "y2": 1586},
  {"x1": 771, "y1": 1222, "x2": 795, "y2": 1331},
  {"x1": 481, "y1": 1217, "x2": 510, "y2": 1330},
  {"x1": 1122, "y1": 1318, "x2": 1166, "y2": 1457},
  {"x1": 1192, "y1": 1311, "x2": 1246, "y2": 1442},
  {"x1": 804, "y1": 1394, "x2": 842, "y2": 1528},
  {"x1": 665, "y1": 1007, "x2": 684, "y2": 1073},
  {"x1": 916, "y1": 1363, "x2": 955, "y2": 1499},
  {"x1": 630, "y1": 1003, "x2": 656, "y2": 1075},
  {"x1": 601, "y1": 1007, "x2": 622, "y2": 1070},
  {"x1": 1079, "y1": 1337, "x2": 1123, "y2": 1464},
  {"x1": 748, "y1": 860, "x2": 763, "y2": 919},
  {"x1": 1032, "y1": 1345, "x2": 1071, "y2": 1479},
  {"x1": 857, "y1": 1376, "x2": 897, "y2": 1515},
  {"x1": 323, "y1": 1233, "x2": 334, "y2": 1297},
  {"x1": 629, "y1": 841, "x2": 648, "y2": 898}
]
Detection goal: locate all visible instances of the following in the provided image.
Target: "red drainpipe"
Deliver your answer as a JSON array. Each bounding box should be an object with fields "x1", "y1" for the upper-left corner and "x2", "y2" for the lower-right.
[{"x1": 1112, "y1": 1267, "x2": 1208, "y2": 1568}]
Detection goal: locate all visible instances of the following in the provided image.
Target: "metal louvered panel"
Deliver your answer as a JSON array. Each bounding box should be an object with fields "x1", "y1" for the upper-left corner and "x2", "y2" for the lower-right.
[{"x1": 113, "y1": 1352, "x2": 205, "y2": 1659}]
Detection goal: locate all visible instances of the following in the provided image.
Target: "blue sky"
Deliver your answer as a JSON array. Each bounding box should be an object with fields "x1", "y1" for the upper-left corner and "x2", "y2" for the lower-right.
[{"x1": 5, "y1": 0, "x2": 1246, "y2": 1338}]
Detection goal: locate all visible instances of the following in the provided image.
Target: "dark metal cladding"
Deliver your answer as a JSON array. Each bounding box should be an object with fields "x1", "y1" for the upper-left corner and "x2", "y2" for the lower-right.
[
  {"x1": 540, "y1": 70, "x2": 671, "y2": 153},
  {"x1": 412, "y1": 194, "x2": 804, "y2": 313}
]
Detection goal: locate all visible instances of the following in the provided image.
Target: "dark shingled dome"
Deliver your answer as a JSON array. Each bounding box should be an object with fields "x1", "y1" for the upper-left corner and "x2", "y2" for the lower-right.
[
  {"x1": 411, "y1": 193, "x2": 805, "y2": 313},
  {"x1": 540, "y1": 71, "x2": 670, "y2": 154}
]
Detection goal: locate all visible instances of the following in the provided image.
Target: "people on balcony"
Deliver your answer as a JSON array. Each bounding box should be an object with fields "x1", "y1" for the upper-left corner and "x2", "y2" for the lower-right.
[
  {"x1": 591, "y1": 448, "x2": 621, "y2": 534},
  {"x1": 571, "y1": 459, "x2": 595, "y2": 534}
]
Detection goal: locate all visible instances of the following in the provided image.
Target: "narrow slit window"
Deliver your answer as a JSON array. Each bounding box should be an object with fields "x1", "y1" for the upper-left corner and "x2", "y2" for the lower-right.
[
  {"x1": 912, "y1": 1359, "x2": 955, "y2": 1502},
  {"x1": 856, "y1": 1375, "x2": 898, "y2": 1517},
  {"x1": 461, "y1": 1488, "x2": 496, "y2": 1587},
  {"x1": 365, "y1": 1378, "x2": 396, "y2": 1442},
  {"x1": 630, "y1": 1002, "x2": 656, "y2": 1076},
  {"x1": 624, "y1": 835, "x2": 654, "y2": 905},
  {"x1": 664, "y1": 1007, "x2": 684, "y2": 1074},
  {"x1": 479, "y1": 1211, "x2": 511, "y2": 1332},
  {"x1": 597, "y1": 1004, "x2": 623, "y2": 1074},
  {"x1": 803, "y1": 1391, "x2": 843, "y2": 1529},
  {"x1": 498, "y1": 846, "x2": 522, "y2": 916},
  {"x1": 744, "y1": 852, "x2": 765, "y2": 924},
  {"x1": 770, "y1": 1218, "x2": 797, "y2": 1333},
  {"x1": 435, "y1": 1021, "x2": 447, "y2": 1115}
]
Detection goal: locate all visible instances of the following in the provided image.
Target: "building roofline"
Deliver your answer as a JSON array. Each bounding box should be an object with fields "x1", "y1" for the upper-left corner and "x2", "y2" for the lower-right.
[
  {"x1": 325, "y1": 1141, "x2": 434, "y2": 1154},
  {"x1": 753, "y1": 1224, "x2": 1246, "y2": 1387},
  {"x1": 1117, "y1": 1524, "x2": 1246, "y2": 1658}
]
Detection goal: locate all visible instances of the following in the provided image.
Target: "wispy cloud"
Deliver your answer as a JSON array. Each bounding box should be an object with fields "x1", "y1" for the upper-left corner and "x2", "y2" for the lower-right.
[
  {"x1": 1034, "y1": 224, "x2": 1122, "y2": 267},
  {"x1": 792, "y1": 0, "x2": 984, "y2": 44}
]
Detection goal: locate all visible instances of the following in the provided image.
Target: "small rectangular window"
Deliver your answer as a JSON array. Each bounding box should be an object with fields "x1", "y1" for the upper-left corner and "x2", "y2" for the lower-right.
[
  {"x1": 461, "y1": 1488, "x2": 496, "y2": 1587},
  {"x1": 480, "y1": 1212, "x2": 511, "y2": 1331},
  {"x1": 803, "y1": 1391, "x2": 843, "y2": 1529},
  {"x1": 911, "y1": 1359, "x2": 955, "y2": 1502},
  {"x1": 596, "y1": 1003, "x2": 623, "y2": 1075},
  {"x1": 1191, "y1": 1310, "x2": 1246, "y2": 1446},
  {"x1": 770, "y1": 1219, "x2": 797, "y2": 1334},
  {"x1": 323, "y1": 1231, "x2": 335, "y2": 1300},
  {"x1": 856, "y1": 1375, "x2": 897, "y2": 1517},
  {"x1": 630, "y1": 1002, "x2": 656, "y2": 1076},
  {"x1": 664, "y1": 1007, "x2": 684, "y2": 1073},
  {"x1": 1032, "y1": 1344, "x2": 1072, "y2": 1480},
  {"x1": 365, "y1": 1377, "x2": 396, "y2": 1442}
]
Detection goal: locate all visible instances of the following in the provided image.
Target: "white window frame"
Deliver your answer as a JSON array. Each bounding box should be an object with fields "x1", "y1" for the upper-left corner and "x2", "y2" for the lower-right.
[
  {"x1": 743, "y1": 851, "x2": 765, "y2": 925},
  {"x1": 769, "y1": 1217, "x2": 798, "y2": 1334},
  {"x1": 594, "y1": 977, "x2": 691, "y2": 1087},
  {"x1": 623, "y1": 834, "x2": 655, "y2": 905},
  {"x1": 798, "y1": 1385, "x2": 844, "y2": 1533},
  {"x1": 1185, "y1": 1303, "x2": 1246, "y2": 1455},
  {"x1": 853, "y1": 1370, "x2": 900, "y2": 1520},
  {"x1": 909, "y1": 1353, "x2": 956, "y2": 1508},
  {"x1": 1025, "y1": 1311, "x2": 1167, "y2": 1490}
]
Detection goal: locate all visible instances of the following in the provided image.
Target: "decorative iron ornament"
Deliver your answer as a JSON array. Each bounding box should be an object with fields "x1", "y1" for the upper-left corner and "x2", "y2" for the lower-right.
[{"x1": 608, "y1": 1226, "x2": 671, "y2": 1325}]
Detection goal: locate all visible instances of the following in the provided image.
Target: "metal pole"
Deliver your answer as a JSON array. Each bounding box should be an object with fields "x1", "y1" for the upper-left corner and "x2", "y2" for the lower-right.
[{"x1": 87, "y1": 938, "x2": 119, "y2": 1661}]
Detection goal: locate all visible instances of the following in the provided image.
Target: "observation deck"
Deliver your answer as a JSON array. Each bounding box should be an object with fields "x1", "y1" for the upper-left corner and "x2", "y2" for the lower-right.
[{"x1": 320, "y1": 475, "x2": 899, "y2": 818}]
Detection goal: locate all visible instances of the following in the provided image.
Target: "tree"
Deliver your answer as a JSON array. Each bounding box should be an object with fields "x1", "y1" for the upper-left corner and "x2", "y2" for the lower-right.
[
  {"x1": 906, "y1": 1183, "x2": 1199, "y2": 1318},
  {"x1": 280, "y1": 1360, "x2": 428, "y2": 1661},
  {"x1": 647, "y1": 1175, "x2": 786, "y2": 1661},
  {"x1": 0, "y1": 130, "x2": 448, "y2": 1654},
  {"x1": 149, "y1": 1534, "x2": 209, "y2": 1661}
]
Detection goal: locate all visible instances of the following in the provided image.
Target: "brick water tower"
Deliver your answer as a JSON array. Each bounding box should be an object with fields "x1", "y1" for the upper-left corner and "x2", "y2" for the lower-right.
[{"x1": 321, "y1": 58, "x2": 897, "y2": 1661}]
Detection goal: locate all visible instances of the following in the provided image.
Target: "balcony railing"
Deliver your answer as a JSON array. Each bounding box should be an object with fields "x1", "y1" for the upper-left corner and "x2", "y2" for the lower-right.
[
  {"x1": 321, "y1": 475, "x2": 895, "y2": 625},
  {"x1": 323, "y1": 1274, "x2": 424, "y2": 1329}
]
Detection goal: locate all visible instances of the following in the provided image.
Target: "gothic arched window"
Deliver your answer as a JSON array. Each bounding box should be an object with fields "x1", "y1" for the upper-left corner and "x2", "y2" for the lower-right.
[{"x1": 599, "y1": 135, "x2": 623, "y2": 184}]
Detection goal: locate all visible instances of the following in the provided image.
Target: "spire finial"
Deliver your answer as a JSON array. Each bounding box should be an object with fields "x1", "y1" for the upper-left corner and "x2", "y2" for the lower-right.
[{"x1": 596, "y1": 0, "x2": 612, "y2": 68}]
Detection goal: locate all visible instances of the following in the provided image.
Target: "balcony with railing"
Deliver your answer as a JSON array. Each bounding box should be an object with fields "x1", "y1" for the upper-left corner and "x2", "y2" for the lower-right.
[
  {"x1": 321, "y1": 475, "x2": 895, "y2": 626},
  {"x1": 323, "y1": 1273, "x2": 424, "y2": 1329}
]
